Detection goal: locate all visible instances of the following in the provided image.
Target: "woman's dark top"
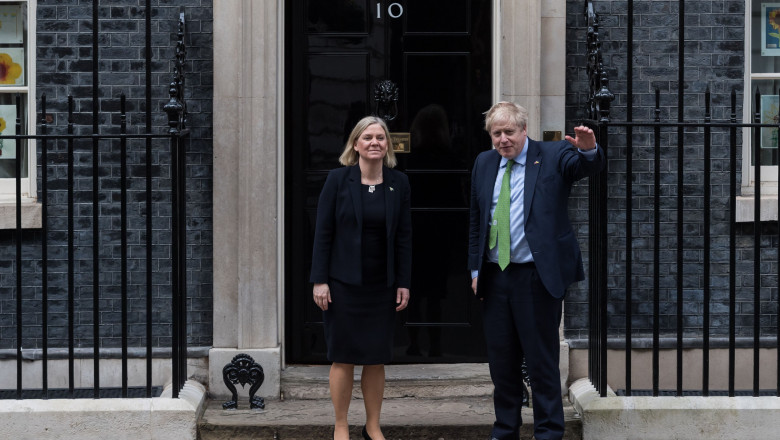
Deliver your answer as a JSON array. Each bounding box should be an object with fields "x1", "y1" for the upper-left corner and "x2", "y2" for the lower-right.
[
  {"x1": 361, "y1": 183, "x2": 388, "y2": 286},
  {"x1": 309, "y1": 165, "x2": 412, "y2": 289}
]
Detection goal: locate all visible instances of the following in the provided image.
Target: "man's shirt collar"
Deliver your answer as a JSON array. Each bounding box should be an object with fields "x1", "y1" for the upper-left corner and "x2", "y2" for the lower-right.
[{"x1": 500, "y1": 137, "x2": 528, "y2": 168}]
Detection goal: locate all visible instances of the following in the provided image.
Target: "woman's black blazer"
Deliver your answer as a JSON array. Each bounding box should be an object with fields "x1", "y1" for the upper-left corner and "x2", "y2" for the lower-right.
[{"x1": 310, "y1": 165, "x2": 412, "y2": 288}]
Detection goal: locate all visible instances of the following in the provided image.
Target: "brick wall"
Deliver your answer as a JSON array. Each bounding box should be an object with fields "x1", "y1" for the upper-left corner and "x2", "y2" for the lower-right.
[
  {"x1": 563, "y1": 1, "x2": 775, "y2": 346},
  {"x1": 0, "y1": 0, "x2": 213, "y2": 351}
]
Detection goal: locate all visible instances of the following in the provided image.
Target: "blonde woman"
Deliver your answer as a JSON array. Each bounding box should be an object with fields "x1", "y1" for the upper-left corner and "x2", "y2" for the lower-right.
[{"x1": 310, "y1": 116, "x2": 412, "y2": 440}]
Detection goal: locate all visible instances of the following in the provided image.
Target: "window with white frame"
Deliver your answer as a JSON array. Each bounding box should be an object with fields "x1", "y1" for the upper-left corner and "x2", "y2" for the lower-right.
[
  {"x1": 745, "y1": 0, "x2": 780, "y2": 195},
  {"x1": 0, "y1": 0, "x2": 34, "y2": 199}
]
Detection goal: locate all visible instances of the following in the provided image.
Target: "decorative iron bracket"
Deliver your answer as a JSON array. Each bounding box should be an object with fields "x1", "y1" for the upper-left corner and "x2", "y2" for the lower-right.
[
  {"x1": 521, "y1": 359, "x2": 531, "y2": 407},
  {"x1": 163, "y1": 9, "x2": 188, "y2": 135},
  {"x1": 222, "y1": 353, "x2": 266, "y2": 410}
]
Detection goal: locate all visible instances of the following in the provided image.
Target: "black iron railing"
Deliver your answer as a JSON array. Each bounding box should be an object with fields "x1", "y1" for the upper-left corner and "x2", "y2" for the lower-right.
[
  {"x1": 585, "y1": 0, "x2": 612, "y2": 398},
  {"x1": 586, "y1": 0, "x2": 780, "y2": 398},
  {"x1": 2, "y1": 9, "x2": 189, "y2": 400},
  {"x1": 5, "y1": 94, "x2": 188, "y2": 400},
  {"x1": 165, "y1": 9, "x2": 190, "y2": 400}
]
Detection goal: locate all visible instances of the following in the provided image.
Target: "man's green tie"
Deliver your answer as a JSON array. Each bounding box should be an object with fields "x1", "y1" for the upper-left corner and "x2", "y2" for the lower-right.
[{"x1": 489, "y1": 159, "x2": 514, "y2": 270}]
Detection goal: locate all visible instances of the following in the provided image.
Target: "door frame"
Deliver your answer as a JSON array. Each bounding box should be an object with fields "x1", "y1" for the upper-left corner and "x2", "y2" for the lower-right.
[
  {"x1": 275, "y1": 0, "x2": 563, "y2": 365},
  {"x1": 210, "y1": 0, "x2": 562, "y2": 381}
]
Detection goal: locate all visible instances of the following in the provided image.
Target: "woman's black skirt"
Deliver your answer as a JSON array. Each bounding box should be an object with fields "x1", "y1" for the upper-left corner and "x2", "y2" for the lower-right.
[{"x1": 323, "y1": 278, "x2": 396, "y2": 365}]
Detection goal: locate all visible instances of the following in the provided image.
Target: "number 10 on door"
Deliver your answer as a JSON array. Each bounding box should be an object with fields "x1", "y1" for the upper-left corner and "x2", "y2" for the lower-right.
[{"x1": 377, "y1": 2, "x2": 404, "y2": 19}]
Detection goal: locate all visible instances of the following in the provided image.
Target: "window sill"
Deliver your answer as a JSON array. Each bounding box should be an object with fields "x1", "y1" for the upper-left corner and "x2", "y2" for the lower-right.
[
  {"x1": 0, "y1": 199, "x2": 42, "y2": 229},
  {"x1": 736, "y1": 195, "x2": 779, "y2": 223}
]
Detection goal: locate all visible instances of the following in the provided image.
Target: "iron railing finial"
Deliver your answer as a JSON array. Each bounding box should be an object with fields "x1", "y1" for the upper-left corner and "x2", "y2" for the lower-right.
[{"x1": 163, "y1": 10, "x2": 188, "y2": 134}]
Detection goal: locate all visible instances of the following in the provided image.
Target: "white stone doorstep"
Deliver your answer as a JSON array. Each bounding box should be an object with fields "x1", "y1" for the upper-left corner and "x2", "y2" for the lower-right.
[
  {"x1": 569, "y1": 377, "x2": 780, "y2": 440},
  {"x1": 0, "y1": 380, "x2": 206, "y2": 440}
]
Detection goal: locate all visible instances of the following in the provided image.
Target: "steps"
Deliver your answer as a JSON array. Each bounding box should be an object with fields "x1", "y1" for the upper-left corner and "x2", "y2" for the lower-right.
[
  {"x1": 198, "y1": 364, "x2": 583, "y2": 440},
  {"x1": 280, "y1": 364, "x2": 495, "y2": 400}
]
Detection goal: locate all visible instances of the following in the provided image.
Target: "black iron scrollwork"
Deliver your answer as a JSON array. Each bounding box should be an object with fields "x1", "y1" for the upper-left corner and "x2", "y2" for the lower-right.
[
  {"x1": 163, "y1": 10, "x2": 188, "y2": 134},
  {"x1": 222, "y1": 353, "x2": 266, "y2": 410},
  {"x1": 585, "y1": 1, "x2": 614, "y2": 124},
  {"x1": 373, "y1": 79, "x2": 399, "y2": 121},
  {"x1": 521, "y1": 359, "x2": 531, "y2": 407}
]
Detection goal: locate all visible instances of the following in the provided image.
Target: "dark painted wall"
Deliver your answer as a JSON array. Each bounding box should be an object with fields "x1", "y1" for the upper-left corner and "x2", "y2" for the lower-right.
[
  {"x1": 563, "y1": 1, "x2": 779, "y2": 349},
  {"x1": 0, "y1": 0, "x2": 213, "y2": 352}
]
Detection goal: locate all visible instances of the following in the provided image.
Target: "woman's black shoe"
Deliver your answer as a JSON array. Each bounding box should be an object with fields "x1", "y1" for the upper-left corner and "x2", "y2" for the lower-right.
[{"x1": 361, "y1": 425, "x2": 372, "y2": 440}]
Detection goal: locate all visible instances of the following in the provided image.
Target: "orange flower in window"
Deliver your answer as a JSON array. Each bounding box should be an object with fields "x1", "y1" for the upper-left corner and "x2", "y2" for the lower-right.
[
  {"x1": 0, "y1": 53, "x2": 21, "y2": 84},
  {"x1": 772, "y1": 10, "x2": 780, "y2": 31}
]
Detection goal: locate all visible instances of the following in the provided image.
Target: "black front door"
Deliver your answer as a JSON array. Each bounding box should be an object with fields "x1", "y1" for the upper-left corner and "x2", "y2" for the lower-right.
[{"x1": 285, "y1": 0, "x2": 492, "y2": 363}]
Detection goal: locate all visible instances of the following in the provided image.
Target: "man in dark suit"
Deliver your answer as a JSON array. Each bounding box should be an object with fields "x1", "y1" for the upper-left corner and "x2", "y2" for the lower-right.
[{"x1": 468, "y1": 102, "x2": 604, "y2": 440}]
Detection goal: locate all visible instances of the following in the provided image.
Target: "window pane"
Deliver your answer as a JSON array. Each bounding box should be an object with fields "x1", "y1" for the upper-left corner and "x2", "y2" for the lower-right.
[
  {"x1": 0, "y1": 2, "x2": 26, "y2": 86},
  {"x1": 0, "y1": 1, "x2": 28, "y2": 180},
  {"x1": 750, "y1": 80, "x2": 780, "y2": 166},
  {"x1": 0, "y1": 95, "x2": 27, "y2": 178}
]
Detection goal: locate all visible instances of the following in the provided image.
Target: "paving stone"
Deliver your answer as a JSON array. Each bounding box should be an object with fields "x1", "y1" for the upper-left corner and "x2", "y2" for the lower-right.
[
  {"x1": 281, "y1": 364, "x2": 495, "y2": 400},
  {"x1": 198, "y1": 396, "x2": 583, "y2": 440},
  {"x1": 202, "y1": 364, "x2": 581, "y2": 439}
]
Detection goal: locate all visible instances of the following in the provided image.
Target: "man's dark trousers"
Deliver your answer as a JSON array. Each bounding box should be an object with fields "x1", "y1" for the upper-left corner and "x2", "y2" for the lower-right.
[{"x1": 481, "y1": 261, "x2": 564, "y2": 440}]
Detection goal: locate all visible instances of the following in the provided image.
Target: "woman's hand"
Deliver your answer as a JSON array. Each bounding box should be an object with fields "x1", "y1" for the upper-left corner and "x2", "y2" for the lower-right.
[
  {"x1": 396, "y1": 287, "x2": 410, "y2": 311},
  {"x1": 313, "y1": 283, "x2": 331, "y2": 311}
]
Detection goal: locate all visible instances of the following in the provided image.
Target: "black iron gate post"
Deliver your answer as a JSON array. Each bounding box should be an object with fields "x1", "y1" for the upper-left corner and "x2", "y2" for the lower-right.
[
  {"x1": 585, "y1": 0, "x2": 613, "y2": 398},
  {"x1": 164, "y1": 10, "x2": 190, "y2": 398}
]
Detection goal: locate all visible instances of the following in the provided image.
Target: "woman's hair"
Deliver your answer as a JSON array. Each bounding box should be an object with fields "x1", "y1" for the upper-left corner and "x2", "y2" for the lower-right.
[
  {"x1": 339, "y1": 116, "x2": 397, "y2": 168},
  {"x1": 484, "y1": 101, "x2": 528, "y2": 132}
]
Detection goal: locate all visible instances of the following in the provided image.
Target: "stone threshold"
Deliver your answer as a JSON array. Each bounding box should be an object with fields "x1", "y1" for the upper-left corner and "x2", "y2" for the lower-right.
[
  {"x1": 198, "y1": 396, "x2": 583, "y2": 440},
  {"x1": 201, "y1": 364, "x2": 582, "y2": 439},
  {"x1": 280, "y1": 363, "x2": 495, "y2": 400}
]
